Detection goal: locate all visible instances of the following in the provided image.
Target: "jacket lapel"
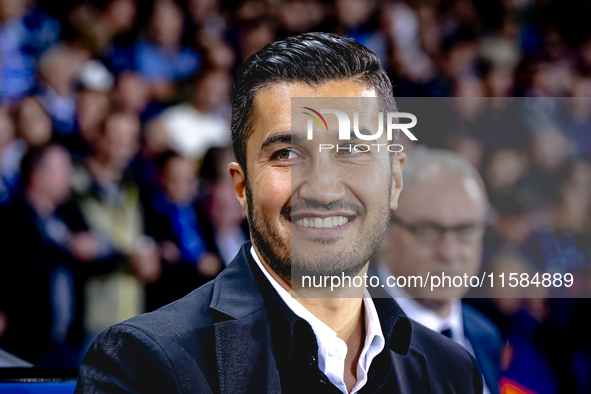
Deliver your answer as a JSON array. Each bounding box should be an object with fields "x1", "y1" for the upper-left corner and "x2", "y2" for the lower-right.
[
  {"x1": 372, "y1": 296, "x2": 431, "y2": 393},
  {"x1": 214, "y1": 312, "x2": 282, "y2": 394},
  {"x1": 210, "y1": 243, "x2": 282, "y2": 394}
]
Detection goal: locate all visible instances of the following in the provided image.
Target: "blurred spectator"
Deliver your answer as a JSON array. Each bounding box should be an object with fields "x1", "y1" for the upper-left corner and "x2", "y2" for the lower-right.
[
  {"x1": 483, "y1": 193, "x2": 535, "y2": 271},
  {"x1": 132, "y1": 114, "x2": 172, "y2": 201},
  {"x1": 201, "y1": 179, "x2": 247, "y2": 266},
  {"x1": 513, "y1": 53, "x2": 573, "y2": 98},
  {"x1": 185, "y1": 0, "x2": 236, "y2": 71},
  {"x1": 237, "y1": 16, "x2": 276, "y2": 63},
  {"x1": 481, "y1": 63, "x2": 514, "y2": 98},
  {"x1": 73, "y1": 60, "x2": 114, "y2": 158},
  {"x1": 482, "y1": 250, "x2": 559, "y2": 394},
  {"x1": 197, "y1": 146, "x2": 248, "y2": 266},
  {"x1": 385, "y1": 1, "x2": 437, "y2": 92},
  {"x1": 376, "y1": 146, "x2": 502, "y2": 394},
  {"x1": 71, "y1": 110, "x2": 159, "y2": 339},
  {"x1": 538, "y1": 161, "x2": 591, "y2": 273},
  {"x1": 441, "y1": 27, "x2": 480, "y2": 87},
  {"x1": 143, "y1": 115, "x2": 171, "y2": 161},
  {"x1": 144, "y1": 151, "x2": 222, "y2": 309},
  {"x1": 69, "y1": 0, "x2": 137, "y2": 57},
  {"x1": 36, "y1": 44, "x2": 87, "y2": 135},
  {"x1": 0, "y1": 109, "x2": 16, "y2": 204},
  {"x1": 161, "y1": 68, "x2": 231, "y2": 160},
  {"x1": 566, "y1": 76, "x2": 591, "y2": 158},
  {"x1": 0, "y1": 144, "x2": 107, "y2": 367},
  {"x1": 0, "y1": 96, "x2": 52, "y2": 203},
  {"x1": 333, "y1": 0, "x2": 387, "y2": 67},
  {"x1": 479, "y1": 16, "x2": 521, "y2": 72},
  {"x1": 0, "y1": 0, "x2": 60, "y2": 103},
  {"x1": 276, "y1": 0, "x2": 326, "y2": 38},
  {"x1": 15, "y1": 96, "x2": 53, "y2": 147},
  {"x1": 484, "y1": 148, "x2": 529, "y2": 196},
  {"x1": 110, "y1": 71, "x2": 150, "y2": 117},
  {"x1": 105, "y1": 1, "x2": 200, "y2": 102},
  {"x1": 186, "y1": 0, "x2": 224, "y2": 42}
]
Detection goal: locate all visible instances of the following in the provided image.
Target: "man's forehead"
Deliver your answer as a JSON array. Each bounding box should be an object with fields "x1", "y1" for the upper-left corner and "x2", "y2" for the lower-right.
[
  {"x1": 400, "y1": 174, "x2": 487, "y2": 220},
  {"x1": 249, "y1": 81, "x2": 377, "y2": 140}
]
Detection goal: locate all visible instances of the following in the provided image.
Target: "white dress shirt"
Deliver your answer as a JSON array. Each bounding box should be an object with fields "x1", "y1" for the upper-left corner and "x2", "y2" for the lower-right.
[
  {"x1": 376, "y1": 264, "x2": 490, "y2": 394},
  {"x1": 251, "y1": 247, "x2": 385, "y2": 394}
]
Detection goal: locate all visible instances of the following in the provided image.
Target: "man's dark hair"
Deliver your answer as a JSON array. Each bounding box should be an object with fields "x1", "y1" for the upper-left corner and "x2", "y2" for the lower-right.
[{"x1": 230, "y1": 32, "x2": 395, "y2": 175}]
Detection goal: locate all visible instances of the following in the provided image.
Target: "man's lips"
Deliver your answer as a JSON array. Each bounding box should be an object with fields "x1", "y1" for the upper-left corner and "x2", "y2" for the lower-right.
[{"x1": 289, "y1": 212, "x2": 356, "y2": 229}]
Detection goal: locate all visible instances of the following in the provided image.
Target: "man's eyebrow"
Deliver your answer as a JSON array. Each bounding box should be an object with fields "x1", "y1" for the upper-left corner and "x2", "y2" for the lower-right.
[
  {"x1": 260, "y1": 133, "x2": 302, "y2": 150},
  {"x1": 356, "y1": 127, "x2": 378, "y2": 137}
]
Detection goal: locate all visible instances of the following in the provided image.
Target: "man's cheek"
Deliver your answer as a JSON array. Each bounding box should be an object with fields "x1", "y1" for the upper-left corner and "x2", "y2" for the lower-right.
[{"x1": 465, "y1": 252, "x2": 482, "y2": 275}]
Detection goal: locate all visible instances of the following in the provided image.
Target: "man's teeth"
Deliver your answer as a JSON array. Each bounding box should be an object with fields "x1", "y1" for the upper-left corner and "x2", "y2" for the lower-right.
[{"x1": 294, "y1": 216, "x2": 349, "y2": 228}]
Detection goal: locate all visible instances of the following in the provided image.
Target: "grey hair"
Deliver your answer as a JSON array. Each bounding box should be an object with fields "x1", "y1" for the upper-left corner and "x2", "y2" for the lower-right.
[{"x1": 403, "y1": 145, "x2": 487, "y2": 199}]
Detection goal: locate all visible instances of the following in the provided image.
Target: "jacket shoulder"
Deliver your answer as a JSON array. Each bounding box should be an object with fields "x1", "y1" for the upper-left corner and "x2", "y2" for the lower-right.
[
  {"x1": 463, "y1": 303, "x2": 503, "y2": 345},
  {"x1": 408, "y1": 320, "x2": 483, "y2": 393},
  {"x1": 75, "y1": 322, "x2": 182, "y2": 393},
  {"x1": 76, "y1": 281, "x2": 219, "y2": 394},
  {"x1": 123, "y1": 280, "x2": 217, "y2": 336}
]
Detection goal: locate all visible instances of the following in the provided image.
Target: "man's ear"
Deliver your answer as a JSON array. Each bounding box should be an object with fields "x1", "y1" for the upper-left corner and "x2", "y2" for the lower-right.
[
  {"x1": 390, "y1": 153, "x2": 405, "y2": 210},
  {"x1": 229, "y1": 162, "x2": 248, "y2": 217}
]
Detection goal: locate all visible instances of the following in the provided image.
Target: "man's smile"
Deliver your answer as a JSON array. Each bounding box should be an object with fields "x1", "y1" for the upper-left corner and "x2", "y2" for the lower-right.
[
  {"x1": 287, "y1": 211, "x2": 358, "y2": 235},
  {"x1": 293, "y1": 215, "x2": 350, "y2": 228},
  {"x1": 285, "y1": 202, "x2": 363, "y2": 235}
]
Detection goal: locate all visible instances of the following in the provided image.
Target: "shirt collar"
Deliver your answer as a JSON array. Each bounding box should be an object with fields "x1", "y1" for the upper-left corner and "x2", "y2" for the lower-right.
[
  {"x1": 377, "y1": 264, "x2": 465, "y2": 344},
  {"x1": 246, "y1": 247, "x2": 411, "y2": 357},
  {"x1": 250, "y1": 247, "x2": 389, "y2": 393},
  {"x1": 250, "y1": 247, "x2": 337, "y2": 336}
]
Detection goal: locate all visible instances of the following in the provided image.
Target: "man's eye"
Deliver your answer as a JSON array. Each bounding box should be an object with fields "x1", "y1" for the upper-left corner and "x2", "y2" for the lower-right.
[
  {"x1": 336, "y1": 145, "x2": 355, "y2": 156},
  {"x1": 414, "y1": 225, "x2": 441, "y2": 242},
  {"x1": 271, "y1": 149, "x2": 294, "y2": 160}
]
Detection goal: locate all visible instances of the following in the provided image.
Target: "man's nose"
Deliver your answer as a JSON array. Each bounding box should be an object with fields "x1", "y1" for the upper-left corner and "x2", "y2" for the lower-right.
[
  {"x1": 297, "y1": 155, "x2": 346, "y2": 205},
  {"x1": 434, "y1": 231, "x2": 463, "y2": 264}
]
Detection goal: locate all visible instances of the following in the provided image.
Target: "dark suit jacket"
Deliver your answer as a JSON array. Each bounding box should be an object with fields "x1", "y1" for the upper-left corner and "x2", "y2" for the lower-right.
[
  {"x1": 75, "y1": 242, "x2": 482, "y2": 393},
  {"x1": 463, "y1": 303, "x2": 503, "y2": 394}
]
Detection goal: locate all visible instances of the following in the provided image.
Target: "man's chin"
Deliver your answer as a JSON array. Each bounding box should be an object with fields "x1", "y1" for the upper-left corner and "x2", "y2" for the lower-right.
[
  {"x1": 291, "y1": 255, "x2": 363, "y2": 277},
  {"x1": 291, "y1": 235, "x2": 355, "y2": 257}
]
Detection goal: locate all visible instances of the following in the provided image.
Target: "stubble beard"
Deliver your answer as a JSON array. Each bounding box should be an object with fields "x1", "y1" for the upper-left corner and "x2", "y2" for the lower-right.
[{"x1": 245, "y1": 176, "x2": 393, "y2": 288}]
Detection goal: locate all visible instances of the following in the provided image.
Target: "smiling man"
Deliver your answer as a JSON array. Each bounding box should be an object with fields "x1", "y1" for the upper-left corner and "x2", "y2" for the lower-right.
[{"x1": 75, "y1": 32, "x2": 482, "y2": 393}]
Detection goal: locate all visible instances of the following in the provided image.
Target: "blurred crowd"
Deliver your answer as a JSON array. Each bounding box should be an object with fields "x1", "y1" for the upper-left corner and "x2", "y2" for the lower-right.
[{"x1": 0, "y1": 0, "x2": 589, "y2": 392}]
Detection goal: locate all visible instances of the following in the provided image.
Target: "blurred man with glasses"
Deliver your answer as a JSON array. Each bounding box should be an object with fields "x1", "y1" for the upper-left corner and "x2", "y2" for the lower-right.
[{"x1": 376, "y1": 146, "x2": 503, "y2": 394}]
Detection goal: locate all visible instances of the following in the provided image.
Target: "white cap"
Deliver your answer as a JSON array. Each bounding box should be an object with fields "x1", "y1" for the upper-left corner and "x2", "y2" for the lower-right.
[{"x1": 79, "y1": 60, "x2": 114, "y2": 92}]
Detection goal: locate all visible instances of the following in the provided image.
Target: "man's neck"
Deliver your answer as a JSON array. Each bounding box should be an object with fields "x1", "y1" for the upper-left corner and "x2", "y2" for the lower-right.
[
  {"x1": 254, "y1": 247, "x2": 365, "y2": 336},
  {"x1": 416, "y1": 298, "x2": 453, "y2": 319}
]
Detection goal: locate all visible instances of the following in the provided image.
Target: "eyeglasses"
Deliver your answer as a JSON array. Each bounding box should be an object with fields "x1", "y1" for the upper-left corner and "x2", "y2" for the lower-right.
[{"x1": 390, "y1": 215, "x2": 486, "y2": 245}]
